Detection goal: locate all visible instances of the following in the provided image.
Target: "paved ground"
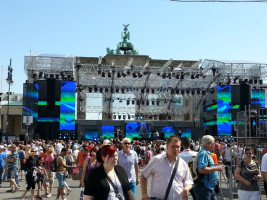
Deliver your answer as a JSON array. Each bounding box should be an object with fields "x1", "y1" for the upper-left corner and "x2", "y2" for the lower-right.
[{"x1": 0, "y1": 173, "x2": 266, "y2": 200}]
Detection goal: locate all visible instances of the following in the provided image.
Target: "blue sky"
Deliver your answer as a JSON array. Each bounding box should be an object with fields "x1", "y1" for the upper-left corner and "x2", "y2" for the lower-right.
[{"x1": 1, "y1": 0, "x2": 267, "y2": 94}]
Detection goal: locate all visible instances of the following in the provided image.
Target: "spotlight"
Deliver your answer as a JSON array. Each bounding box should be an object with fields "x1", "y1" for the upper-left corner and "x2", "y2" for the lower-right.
[
  {"x1": 94, "y1": 87, "x2": 98, "y2": 92},
  {"x1": 181, "y1": 90, "x2": 185, "y2": 95},
  {"x1": 254, "y1": 79, "x2": 258, "y2": 84},
  {"x1": 176, "y1": 90, "x2": 180, "y2": 95},
  {"x1": 127, "y1": 100, "x2": 130, "y2": 105},
  {"x1": 44, "y1": 74, "x2": 48, "y2": 79},
  {"x1": 39, "y1": 72, "x2": 43, "y2": 78},
  {"x1": 191, "y1": 74, "x2": 195, "y2": 79},
  {"x1": 117, "y1": 72, "x2": 121, "y2": 78},
  {"x1": 141, "y1": 101, "x2": 145, "y2": 105},
  {"x1": 146, "y1": 101, "x2": 149, "y2": 105},
  {"x1": 105, "y1": 88, "x2": 108, "y2": 93},
  {"x1": 133, "y1": 73, "x2": 137, "y2": 78},
  {"x1": 50, "y1": 74, "x2": 54, "y2": 79},
  {"x1": 151, "y1": 89, "x2": 155, "y2": 94},
  {"x1": 121, "y1": 88, "x2": 125, "y2": 94},
  {"x1": 259, "y1": 79, "x2": 263, "y2": 85},
  {"x1": 146, "y1": 88, "x2": 150, "y2": 93},
  {"x1": 126, "y1": 71, "x2": 131, "y2": 75},
  {"x1": 101, "y1": 72, "x2": 105, "y2": 77},
  {"x1": 171, "y1": 89, "x2": 174, "y2": 95},
  {"x1": 132, "y1": 100, "x2": 135, "y2": 105},
  {"x1": 89, "y1": 88, "x2": 92, "y2": 93},
  {"x1": 202, "y1": 90, "x2": 206, "y2": 95},
  {"x1": 152, "y1": 101, "x2": 155, "y2": 105},
  {"x1": 108, "y1": 72, "x2": 112, "y2": 77},
  {"x1": 116, "y1": 88, "x2": 119, "y2": 93},
  {"x1": 99, "y1": 88, "x2": 103, "y2": 93},
  {"x1": 141, "y1": 89, "x2": 144, "y2": 94},
  {"x1": 55, "y1": 74, "x2": 59, "y2": 80},
  {"x1": 162, "y1": 73, "x2": 166, "y2": 79},
  {"x1": 138, "y1": 72, "x2": 142, "y2": 78},
  {"x1": 157, "y1": 72, "x2": 160, "y2": 76},
  {"x1": 156, "y1": 100, "x2": 160, "y2": 106},
  {"x1": 137, "y1": 101, "x2": 140, "y2": 105}
]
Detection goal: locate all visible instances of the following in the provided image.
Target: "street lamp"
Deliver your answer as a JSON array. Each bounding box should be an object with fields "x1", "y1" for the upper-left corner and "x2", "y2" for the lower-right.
[{"x1": 5, "y1": 59, "x2": 13, "y2": 143}]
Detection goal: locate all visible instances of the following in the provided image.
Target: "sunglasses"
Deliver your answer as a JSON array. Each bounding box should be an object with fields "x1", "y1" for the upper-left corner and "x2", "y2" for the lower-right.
[
  {"x1": 123, "y1": 143, "x2": 131, "y2": 145},
  {"x1": 31, "y1": 151, "x2": 37, "y2": 153},
  {"x1": 245, "y1": 152, "x2": 253, "y2": 154}
]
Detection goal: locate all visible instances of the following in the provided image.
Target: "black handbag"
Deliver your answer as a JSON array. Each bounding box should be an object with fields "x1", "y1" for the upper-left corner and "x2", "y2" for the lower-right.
[{"x1": 151, "y1": 157, "x2": 180, "y2": 200}]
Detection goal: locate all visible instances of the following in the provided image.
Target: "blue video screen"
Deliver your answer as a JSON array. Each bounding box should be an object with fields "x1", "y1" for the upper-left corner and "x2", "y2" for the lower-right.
[
  {"x1": 125, "y1": 122, "x2": 151, "y2": 140},
  {"x1": 181, "y1": 129, "x2": 191, "y2": 139},
  {"x1": 162, "y1": 126, "x2": 175, "y2": 139},
  {"x1": 85, "y1": 130, "x2": 98, "y2": 140},
  {"x1": 101, "y1": 126, "x2": 114, "y2": 139}
]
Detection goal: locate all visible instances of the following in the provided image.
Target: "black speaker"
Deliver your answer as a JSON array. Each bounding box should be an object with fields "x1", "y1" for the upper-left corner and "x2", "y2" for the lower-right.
[
  {"x1": 47, "y1": 78, "x2": 56, "y2": 110},
  {"x1": 240, "y1": 82, "x2": 251, "y2": 111}
]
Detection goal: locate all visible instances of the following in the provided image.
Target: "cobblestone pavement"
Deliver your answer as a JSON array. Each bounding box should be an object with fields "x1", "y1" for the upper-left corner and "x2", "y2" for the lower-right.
[{"x1": 0, "y1": 172, "x2": 266, "y2": 200}]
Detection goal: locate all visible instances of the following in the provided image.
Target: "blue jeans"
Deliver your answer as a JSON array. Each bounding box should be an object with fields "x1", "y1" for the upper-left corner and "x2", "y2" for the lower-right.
[
  {"x1": 194, "y1": 182, "x2": 216, "y2": 200},
  {"x1": 0, "y1": 168, "x2": 3, "y2": 184},
  {"x1": 56, "y1": 173, "x2": 65, "y2": 189},
  {"x1": 15, "y1": 168, "x2": 19, "y2": 185},
  {"x1": 129, "y1": 182, "x2": 136, "y2": 197}
]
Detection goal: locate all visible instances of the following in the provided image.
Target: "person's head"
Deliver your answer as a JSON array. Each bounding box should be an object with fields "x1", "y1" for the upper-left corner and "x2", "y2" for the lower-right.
[
  {"x1": 0, "y1": 145, "x2": 4, "y2": 152},
  {"x1": 90, "y1": 147, "x2": 98, "y2": 158},
  {"x1": 82, "y1": 147, "x2": 89, "y2": 155},
  {"x1": 37, "y1": 156, "x2": 44, "y2": 164},
  {"x1": 121, "y1": 138, "x2": 131, "y2": 152},
  {"x1": 61, "y1": 148, "x2": 68, "y2": 156},
  {"x1": 47, "y1": 146, "x2": 54, "y2": 155},
  {"x1": 166, "y1": 135, "x2": 181, "y2": 157},
  {"x1": 245, "y1": 147, "x2": 254, "y2": 158},
  {"x1": 181, "y1": 137, "x2": 191, "y2": 149},
  {"x1": 99, "y1": 145, "x2": 117, "y2": 166},
  {"x1": 31, "y1": 148, "x2": 37, "y2": 157},
  {"x1": 201, "y1": 135, "x2": 215, "y2": 151},
  {"x1": 9, "y1": 144, "x2": 17, "y2": 152}
]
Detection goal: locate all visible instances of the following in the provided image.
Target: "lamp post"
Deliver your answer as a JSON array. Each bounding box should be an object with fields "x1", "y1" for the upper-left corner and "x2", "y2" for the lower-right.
[{"x1": 5, "y1": 59, "x2": 13, "y2": 143}]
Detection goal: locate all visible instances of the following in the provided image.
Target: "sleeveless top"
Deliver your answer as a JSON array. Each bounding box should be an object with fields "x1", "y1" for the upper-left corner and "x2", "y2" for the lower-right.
[{"x1": 85, "y1": 158, "x2": 98, "y2": 183}]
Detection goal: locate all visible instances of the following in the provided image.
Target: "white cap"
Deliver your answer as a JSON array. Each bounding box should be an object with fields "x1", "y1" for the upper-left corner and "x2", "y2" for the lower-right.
[
  {"x1": 102, "y1": 140, "x2": 111, "y2": 146},
  {"x1": 0, "y1": 145, "x2": 4, "y2": 149}
]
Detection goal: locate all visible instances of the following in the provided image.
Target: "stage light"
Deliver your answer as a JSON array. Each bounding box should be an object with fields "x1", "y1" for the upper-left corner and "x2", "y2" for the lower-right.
[
  {"x1": 101, "y1": 72, "x2": 105, "y2": 77},
  {"x1": 39, "y1": 72, "x2": 43, "y2": 78},
  {"x1": 121, "y1": 88, "x2": 125, "y2": 94},
  {"x1": 146, "y1": 101, "x2": 149, "y2": 105},
  {"x1": 152, "y1": 101, "x2": 155, "y2": 105},
  {"x1": 157, "y1": 72, "x2": 160, "y2": 76},
  {"x1": 181, "y1": 90, "x2": 185, "y2": 96},
  {"x1": 138, "y1": 72, "x2": 142, "y2": 78},
  {"x1": 55, "y1": 74, "x2": 59, "y2": 80},
  {"x1": 141, "y1": 100, "x2": 145, "y2": 105},
  {"x1": 94, "y1": 87, "x2": 98, "y2": 92},
  {"x1": 108, "y1": 72, "x2": 112, "y2": 77},
  {"x1": 151, "y1": 89, "x2": 155, "y2": 94},
  {"x1": 50, "y1": 74, "x2": 54, "y2": 79},
  {"x1": 195, "y1": 74, "x2": 199, "y2": 79},
  {"x1": 133, "y1": 73, "x2": 137, "y2": 78},
  {"x1": 191, "y1": 74, "x2": 194, "y2": 79},
  {"x1": 105, "y1": 88, "x2": 109, "y2": 93},
  {"x1": 98, "y1": 70, "x2": 101, "y2": 74},
  {"x1": 211, "y1": 65, "x2": 216, "y2": 76},
  {"x1": 202, "y1": 90, "x2": 206, "y2": 95},
  {"x1": 117, "y1": 72, "x2": 121, "y2": 78},
  {"x1": 146, "y1": 88, "x2": 149, "y2": 93},
  {"x1": 122, "y1": 72, "x2": 126, "y2": 77},
  {"x1": 176, "y1": 90, "x2": 180, "y2": 94},
  {"x1": 132, "y1": 100, "x2": 135, "y2": 105},
  {"x1": 171, "y1": 89, "x2": 174, "y2": 94},
  {"x1": 127, "y1": 100, "x2": 130, "y2": 105},
  {"x1": 259, "y1": 79, "x2": 263, "y2": 85},
  {"x1": 137, "y1": 101, "x2": 140, "y2": 105},
  {"x1": 254, "y1": 79, "x2": 258, "y2": 84},
  {"x1": 99, "y1": 88, "x2": 103, "y2": 93},
  {"x1": 175, "y1": 74, "x2": 180, "y2": 79},
  {"x1": 162, "y1": 73, "x2": 166, "y2": 79},
  {"x1": 116, "y1": 88, "x2": 119, "y2": 93},
  {"x1": 141, "y1": 89, "x2": 144, "y2": 94},
  {"x1": 89, "y1": 88, "x2": 92, "y2": 93},
  {"x1": 156, "y1": 100, "x2": 160, "y2": 106}
]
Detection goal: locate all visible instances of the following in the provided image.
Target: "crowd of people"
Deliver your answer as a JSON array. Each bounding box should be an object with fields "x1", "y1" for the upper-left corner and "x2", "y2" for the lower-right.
[{"x1": 0, "y1": 136, "x2": 266, "y2": 200}]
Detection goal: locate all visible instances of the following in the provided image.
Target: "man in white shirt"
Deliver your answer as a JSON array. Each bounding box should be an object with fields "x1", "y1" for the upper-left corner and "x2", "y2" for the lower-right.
[
  {"x1": 179, "y1": 137, "x2": 197, "y2": 200},
  {"x1": 261, "y1": 152, "x2": 267, "y2": 198},
  {"x1": 118, "y1": 138, "x2": 139, "y2": 198},
  {"x1": 141, "y1": 135, "x2": 193, "y2": 200}
]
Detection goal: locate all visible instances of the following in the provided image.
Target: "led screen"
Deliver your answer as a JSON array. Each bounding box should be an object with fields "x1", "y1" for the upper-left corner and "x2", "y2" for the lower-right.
[
  {"x1": 181, "y1": 129, "x2": 191, "y2": 139},
  {"x1": 251, "y1": 89, "x2": 265, "y2": 108},
  {"x1": 125, "y1": 122, "x2": 151, "y2": 140},
  {"x1": 85, "y1": 130, "x2": 98, "y2": 140},
  {"x1": 60, "y1": 81, "x2": 76, "y2": 131},
  {"x1": 217, "y1": 85, "x2": 232, "y2": 135},
  {"x1": 101, "y1": 126, "x2": 114, "y2": 139},
  {"x1": 162, "y1": 126, "x2": 175, "y2": 138}
]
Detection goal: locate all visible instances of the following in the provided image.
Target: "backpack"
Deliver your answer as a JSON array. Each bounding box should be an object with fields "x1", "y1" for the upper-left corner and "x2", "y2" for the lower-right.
[
  {"x1": 188, "y1": 150, "x2": 210, "y2": 184},
  {"x1": 50, "y1": 156, "x2": 59, "y2": 172}
]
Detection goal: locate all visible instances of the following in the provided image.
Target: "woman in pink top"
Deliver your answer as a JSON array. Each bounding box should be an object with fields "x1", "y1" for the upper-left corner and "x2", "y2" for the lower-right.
[{"x1": 43, "y1": 146, "x2": 54, "y2": 198}]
